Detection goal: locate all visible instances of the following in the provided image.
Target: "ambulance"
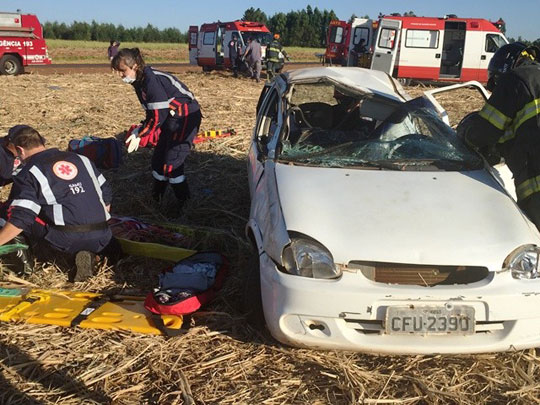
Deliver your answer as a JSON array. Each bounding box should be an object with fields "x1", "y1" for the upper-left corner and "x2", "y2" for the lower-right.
[
  {"x1": 0, "y1": 11, "x2": 51, "y2": 75},
  {"x1": 324, "y1": 15, "x2": 508, "y2": 84},
  {"x1": 188, "y1": 20, "x2": 272, "y2": 71}
]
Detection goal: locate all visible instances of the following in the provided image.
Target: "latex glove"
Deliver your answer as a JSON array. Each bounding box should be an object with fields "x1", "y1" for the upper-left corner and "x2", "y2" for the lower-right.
[{"x1": 125, "y1": 127, "x2": 141, "y2": 153}]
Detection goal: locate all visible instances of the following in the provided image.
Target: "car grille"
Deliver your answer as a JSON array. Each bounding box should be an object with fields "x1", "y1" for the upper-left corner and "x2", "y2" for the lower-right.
[{"x1": 348, "y1": 261, "x2": 490, "y2": 286}]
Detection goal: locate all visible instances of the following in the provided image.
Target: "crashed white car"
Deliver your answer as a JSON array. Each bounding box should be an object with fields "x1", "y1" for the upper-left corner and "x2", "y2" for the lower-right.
[{"x1": 245, "y1": 67, "x2": 540, "y2": 354}]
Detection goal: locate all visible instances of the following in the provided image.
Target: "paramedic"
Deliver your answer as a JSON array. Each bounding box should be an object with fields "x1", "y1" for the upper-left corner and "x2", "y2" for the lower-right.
[
  {"x1": 0, "y1": 125, "x2": 114, "y2": 281},
  {"x1": 266, "y1": 34, "x2": 289, "y2": 82},
  {"x1": 228, "y1": 33, "x2": 242, "y2": 78},
  {"x1": 457, "y1": 43, "x2": 540, "y2": 229},
  {"x1": 112, "y1": 48, "x2": 202, "y2": 208},
  {"x1": 243, "y1": 37, "x2": 262, "y2": 82}
]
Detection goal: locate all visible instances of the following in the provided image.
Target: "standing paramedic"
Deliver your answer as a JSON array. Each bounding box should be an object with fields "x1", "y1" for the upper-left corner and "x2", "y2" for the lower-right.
[
  {"x1": 243, "y1": 37, "x2": 262, "y2": 83},
  {"x1": 0, "y1": 125, "x2": 114, "y2": 282},
  {"x1": 457, "y1": 43, "x2": 540, "y2": 229},
  {"x1": 112, "y1": 48, "x2": 202, "y2": 207}
]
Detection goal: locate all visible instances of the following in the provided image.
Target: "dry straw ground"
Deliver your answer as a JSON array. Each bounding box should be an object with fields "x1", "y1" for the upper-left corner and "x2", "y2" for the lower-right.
[{"x1": 0, "y1": 69, "x2": 539, "y2": 404}]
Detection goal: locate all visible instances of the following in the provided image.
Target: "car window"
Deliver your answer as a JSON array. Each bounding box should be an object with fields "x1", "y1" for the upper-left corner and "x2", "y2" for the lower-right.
[
  {"x1": 256, "y1": 88, "x2": 280, "y2": 143},
  {"x1": 280, "y1": 81, "x2": 483, "y2": 171}
]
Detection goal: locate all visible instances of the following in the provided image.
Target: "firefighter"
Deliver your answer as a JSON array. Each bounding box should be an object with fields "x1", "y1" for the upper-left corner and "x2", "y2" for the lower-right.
[
  {"x1": 0, "y1": 125, "x2": 114, "y2": 281},
  {"x1": 112, "y1": 48, "x2": 202, "y2": 209},
  {"x1": 457, "y1": 42, "x2": 540, "y2": 229},
  {"x1": 266, "y1": 33, "x2": 289, "y2": 82},
  {"x1": 228, "y1": 33, "x2": 242, "y2": 78}
]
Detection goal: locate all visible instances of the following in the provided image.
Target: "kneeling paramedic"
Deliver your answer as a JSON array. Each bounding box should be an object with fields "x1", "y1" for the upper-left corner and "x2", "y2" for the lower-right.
[
  {"x1": 112, "y1": 48, "x2": 202, "y2": 208},
  {"x1": 0, "y1": 125, "x2": 114, "y2": 281},
  {"x1": 457, "y1": 43, "x2": 540, "y2": 230}
]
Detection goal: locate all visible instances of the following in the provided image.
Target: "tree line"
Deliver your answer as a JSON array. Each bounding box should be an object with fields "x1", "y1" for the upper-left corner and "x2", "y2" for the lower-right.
[
  {"x1": 242, "y1": 6, "x2": 338, "y2": 47},
  {"x1": 43, "y1": 20, "x2": 187, "y2": 43}
]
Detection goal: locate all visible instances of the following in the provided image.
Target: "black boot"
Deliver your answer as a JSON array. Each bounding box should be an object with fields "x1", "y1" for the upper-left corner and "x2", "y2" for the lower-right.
[
  {"x1": 13, "y1": 235, "x2": 33, "y2": 276},
  {"x1": 171, "y1": 181, "x2": 191, "y2": 208},
  {"x1": 152, "y1": 180, "x2": 169, "y2": 203}
]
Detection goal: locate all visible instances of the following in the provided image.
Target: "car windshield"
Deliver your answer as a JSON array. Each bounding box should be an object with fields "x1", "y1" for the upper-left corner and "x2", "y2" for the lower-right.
[
  {"x1": 241, "y1": 32, "x2": 273, "y2": 46},
  {"x1": 278, "y1": 82, "x2": 483, "y2": 171}
]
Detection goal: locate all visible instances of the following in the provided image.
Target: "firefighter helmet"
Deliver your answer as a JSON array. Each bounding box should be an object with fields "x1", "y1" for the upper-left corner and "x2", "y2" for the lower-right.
[
  {"x1": 487, "y1": 42, "x2": 540, "y2": 91},
  {"x1": 274, "y1": 33, "x2": 280, "y2": 40}
]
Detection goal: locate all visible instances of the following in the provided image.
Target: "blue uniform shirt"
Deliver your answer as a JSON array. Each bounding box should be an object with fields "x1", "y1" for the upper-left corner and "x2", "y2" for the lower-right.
[
  {"x1": 8, "y1": 148, "x2": 112, "y2": 252},
  {"x1": 133, "y1": 66, "x2": 200, "y2": 139}
]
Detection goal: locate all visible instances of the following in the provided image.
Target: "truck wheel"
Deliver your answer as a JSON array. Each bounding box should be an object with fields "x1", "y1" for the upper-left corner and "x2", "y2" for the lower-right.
[
  {"x1": 242, "y1": 248, "x2": 266, "y2": 329},
  {"x1": 0, "y1": 55, "x2": 23, "y2": 75},
  {"x1": 397, "y1": 77, "x2": 411, "y2": 86},
  {"x1": 202, "y1": 65, "x2": 213, "y2": 72}
]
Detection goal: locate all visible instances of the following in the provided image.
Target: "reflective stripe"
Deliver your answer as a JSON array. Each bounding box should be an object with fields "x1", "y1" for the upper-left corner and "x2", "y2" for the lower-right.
[
  {"x1": 98, "y1": 174, "x2": 106, "y2": 186},
  {"x1": 479, "y1": 103, "x2": 512, "y2": 131},
  {"x1": 497, "y1": 128, "x2": 514, "y2": 144},
  {"x1": 11, "y1": 199, "x2": 41, "y2": 215},
  {"x1": 153, "y1": 70, "x2": 194, "y2": 100},
  {"x1": 77, "y1": 155, "x2": 111, "y2": 221},
  {"x1": 168, "y1": 174, "x2": 185, "y2": 184},
  {"x1": 513, "y1": 98, "x2": 540, "y2": 133},
  {"x1": 29, "y1": 166, "x2": 65, "y2": 225},
  {"x1": 152, "y1": 170, "x2": 168, "y2": 181},
  {"x1": 146, "y1": 100, "x2": 172, "y2": 110},
  {"x1": 516, "y1": 175, "x2": 540, "y2": 200}
]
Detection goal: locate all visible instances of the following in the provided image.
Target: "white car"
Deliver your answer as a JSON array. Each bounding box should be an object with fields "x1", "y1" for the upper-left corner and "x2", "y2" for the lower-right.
[{"x1": 245, "y1": 67, "x2": 540, "y2": 354}]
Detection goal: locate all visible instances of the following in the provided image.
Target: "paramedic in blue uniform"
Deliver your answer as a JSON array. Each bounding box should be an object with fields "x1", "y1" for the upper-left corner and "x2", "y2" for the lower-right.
[
  {"x1": 112, "y1": 48, "x2": 202, "y2": 208},
  {"x1": 228, "y1": 33, "x2": 242, "y2": 78},
  {"x1": 0, "y1": 125, "x2": 113, "y2": 281}
]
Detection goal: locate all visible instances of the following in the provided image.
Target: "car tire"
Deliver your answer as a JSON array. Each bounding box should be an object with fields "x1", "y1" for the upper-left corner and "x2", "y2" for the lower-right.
[
  {"x1": 242, "y1": 248, "x2": 266, "y2": 330},
  {"x1": 0, "y1": 55, "x2": 23, "y2": 75}
]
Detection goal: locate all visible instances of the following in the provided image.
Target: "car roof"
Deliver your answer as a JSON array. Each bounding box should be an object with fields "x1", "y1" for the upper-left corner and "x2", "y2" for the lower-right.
[{"x1": 284, "y1": 67, "x2": 410, "y2": 102}]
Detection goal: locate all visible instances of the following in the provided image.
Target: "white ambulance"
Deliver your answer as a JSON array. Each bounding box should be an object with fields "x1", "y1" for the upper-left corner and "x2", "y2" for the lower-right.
[{"x1": 325, "y1": 15, "x2": 508, "y2": 84}]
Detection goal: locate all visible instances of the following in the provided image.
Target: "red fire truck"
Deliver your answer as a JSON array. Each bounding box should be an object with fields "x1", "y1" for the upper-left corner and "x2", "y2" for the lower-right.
[
  {"x1": 188, "y1": 20, "x2": 271, "y2": 71},
  {"x1": 0, "y1": 11, "x2": 51, "y2": 75},
  {"x1": 324, "y1": 15, "x2": 508, "y2": 84}
]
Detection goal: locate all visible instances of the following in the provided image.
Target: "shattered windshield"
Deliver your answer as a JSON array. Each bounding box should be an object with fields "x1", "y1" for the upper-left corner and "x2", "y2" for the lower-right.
[{"x1": 279, "y1": 81, "x2": 483, "y2": 171}]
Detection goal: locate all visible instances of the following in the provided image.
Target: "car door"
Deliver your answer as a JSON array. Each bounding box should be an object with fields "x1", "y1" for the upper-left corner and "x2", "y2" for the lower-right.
[
  {"x1": 248, "y1": 83, "x2": 290, "y2": 259},
  {"x1": 371, "y1": 18, "x2": 402, "y2": 74}
]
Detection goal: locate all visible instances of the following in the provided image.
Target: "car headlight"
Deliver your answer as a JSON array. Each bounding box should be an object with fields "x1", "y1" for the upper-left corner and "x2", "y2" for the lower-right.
[
  {"x1": 504, "y1": 244, "x2": 540, "y2": 279},
  {"x1": 281, "y1": 237, "x2": 341, "y2": 279}
]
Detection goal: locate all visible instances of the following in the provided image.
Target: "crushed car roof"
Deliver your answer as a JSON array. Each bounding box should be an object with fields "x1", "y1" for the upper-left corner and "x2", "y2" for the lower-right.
[{"x1": 285, "y1": 67, "x2": 410, "y2": 102}]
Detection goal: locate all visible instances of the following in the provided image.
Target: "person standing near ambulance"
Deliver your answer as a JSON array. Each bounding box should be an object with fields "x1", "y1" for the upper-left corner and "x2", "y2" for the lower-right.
[
  {"x1": 243, "y1": 37, "x2": 262, "y2": 83},
  {"x1": 0, "y1": 125, "x2": 114, "y2": 281},
  {"x1": 112, "y1": 48, "x2": 202, "y2": 207}
]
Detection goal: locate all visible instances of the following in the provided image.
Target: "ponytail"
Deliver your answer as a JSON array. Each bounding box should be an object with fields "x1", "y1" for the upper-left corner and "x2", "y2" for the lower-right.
[{"x1": 111, "y1": 48, "x2": 146, "y2": 80}]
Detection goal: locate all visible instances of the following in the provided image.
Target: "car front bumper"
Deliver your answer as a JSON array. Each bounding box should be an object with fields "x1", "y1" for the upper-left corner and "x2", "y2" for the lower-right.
[{"x1": 259, "y1": 253, "x2": 540, "y2": 354}]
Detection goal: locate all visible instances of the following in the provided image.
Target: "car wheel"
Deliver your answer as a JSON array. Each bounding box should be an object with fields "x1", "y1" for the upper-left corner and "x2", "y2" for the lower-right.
[
  {"x1": 242, "y1": 248, "x2": 266, "y2": 329},
  {"x1": 0, "y1": 55, "x2": 23, "y2": 75}
]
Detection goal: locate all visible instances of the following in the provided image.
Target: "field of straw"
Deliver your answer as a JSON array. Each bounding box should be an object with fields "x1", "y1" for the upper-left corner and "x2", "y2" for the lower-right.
[
  {"x1": 46, "y1": 39, "x2": 325, "y2": 64},
  {"x1": 1, "y1": 68, "x2": 540, "y2": 405}
]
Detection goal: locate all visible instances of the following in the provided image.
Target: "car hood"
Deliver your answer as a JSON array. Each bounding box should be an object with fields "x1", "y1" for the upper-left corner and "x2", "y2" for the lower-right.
[{"x1": 275, "y1": 163, "x2": 540, "y2": 269}]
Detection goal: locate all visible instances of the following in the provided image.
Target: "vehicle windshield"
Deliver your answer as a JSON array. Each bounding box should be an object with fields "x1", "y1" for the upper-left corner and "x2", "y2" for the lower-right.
[
  {"x1": 279, "y1": 81, "x2": 483, "y2": 171},
  {"x1": 241, "y1": 32, "x2": 273, "y2": 46}
]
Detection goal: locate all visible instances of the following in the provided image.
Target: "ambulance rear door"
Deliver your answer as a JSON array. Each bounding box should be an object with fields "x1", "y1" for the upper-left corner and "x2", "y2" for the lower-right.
[
  {"x1": 371, "y1": 18, "x2": 401, "y2": 74},
  {"x1": 347, "y1": 18, "x2": 372, "y2": 66},
  {"x1": 198, "y1": 24, "x2": 218, "y2": 66},
  {"x1": 188, "y1": 26, "x2": 199, "y2": 65}
]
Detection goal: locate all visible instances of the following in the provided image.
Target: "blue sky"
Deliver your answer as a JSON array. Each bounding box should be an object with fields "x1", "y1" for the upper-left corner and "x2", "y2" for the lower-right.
[{"x1": 4, "y1": 0, "x2": 539, "y2": 40}]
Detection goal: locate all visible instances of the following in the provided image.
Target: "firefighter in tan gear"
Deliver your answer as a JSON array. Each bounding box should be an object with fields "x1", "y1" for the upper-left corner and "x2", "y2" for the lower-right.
[
  {"x1": 457, "y1": 42, "x2": 540, "y2": 229},
  {"x1": 266, "y1": 34, "x2": 289, "y2": 82}
]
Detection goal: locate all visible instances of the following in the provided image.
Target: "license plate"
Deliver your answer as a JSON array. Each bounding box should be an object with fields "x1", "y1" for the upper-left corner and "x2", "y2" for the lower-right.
[{"x1": 385, "y1": 305, "x2": 475, "y2": 335}]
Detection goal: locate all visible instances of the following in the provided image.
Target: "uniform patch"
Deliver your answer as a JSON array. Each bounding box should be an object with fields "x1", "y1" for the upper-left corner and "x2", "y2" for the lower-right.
[{"x1": 53, "y1": 161, "x2": 78, "y2": 180}]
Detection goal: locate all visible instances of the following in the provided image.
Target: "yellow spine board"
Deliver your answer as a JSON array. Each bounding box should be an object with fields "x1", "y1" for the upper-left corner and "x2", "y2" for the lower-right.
[{"x1": 0, "y1": 289, "x2": 182, "y2": 335}]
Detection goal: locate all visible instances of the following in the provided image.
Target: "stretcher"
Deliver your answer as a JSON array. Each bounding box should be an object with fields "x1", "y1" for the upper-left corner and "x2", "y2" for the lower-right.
[{"x1": 0, "y1": 287, "x2": 183, "y2": 335}]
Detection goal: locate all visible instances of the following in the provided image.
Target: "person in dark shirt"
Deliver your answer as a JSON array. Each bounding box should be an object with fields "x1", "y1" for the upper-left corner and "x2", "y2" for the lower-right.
[
  {"x1": 228, "y1": 33, "x2": 242, "y2": 78},
  {"x1": 107, "y1": 40, "x2": 120, "y2": 61},
  {"x1": 112, "y1": 48, "x2": 202, "y2": 209},
  {"x1": 0, "y1": 125, "x2": 114, "y2": 281}
]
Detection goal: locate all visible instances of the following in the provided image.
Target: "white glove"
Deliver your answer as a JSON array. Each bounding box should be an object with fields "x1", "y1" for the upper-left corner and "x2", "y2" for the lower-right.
[{"x1": 125, "y1": 127, "x2": 141, "y2": 153}]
